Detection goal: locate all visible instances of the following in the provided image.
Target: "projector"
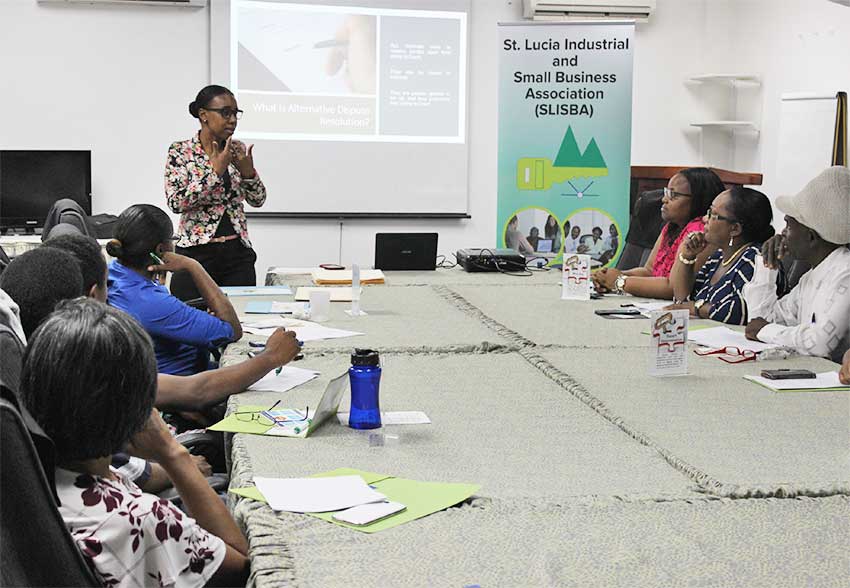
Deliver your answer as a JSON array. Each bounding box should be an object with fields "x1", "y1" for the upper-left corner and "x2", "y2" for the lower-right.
[{"x1": 456, "y1": 248, "x2": 527, "y2": 272}]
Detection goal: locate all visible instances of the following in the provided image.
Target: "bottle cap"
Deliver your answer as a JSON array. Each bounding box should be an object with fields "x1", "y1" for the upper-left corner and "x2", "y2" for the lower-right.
[{"x1": 351, "y1": 348, "x2": 380, "y2": 366}]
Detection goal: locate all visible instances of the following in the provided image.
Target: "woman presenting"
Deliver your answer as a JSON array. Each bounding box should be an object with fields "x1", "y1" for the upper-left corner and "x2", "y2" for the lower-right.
[{"x1": 165, "y1": 85, "x2": 266, "y2": 301}]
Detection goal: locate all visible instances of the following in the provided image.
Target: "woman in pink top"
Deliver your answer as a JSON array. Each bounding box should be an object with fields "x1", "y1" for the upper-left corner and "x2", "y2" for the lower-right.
[{"x1": 593, "y1": 167, "x2": 724, "y2": 299}]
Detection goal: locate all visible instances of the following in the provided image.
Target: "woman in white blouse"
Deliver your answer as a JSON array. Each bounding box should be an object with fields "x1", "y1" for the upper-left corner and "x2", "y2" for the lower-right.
[{"x1": 18, "y1": 298, "x2": 249, "y2": 588}]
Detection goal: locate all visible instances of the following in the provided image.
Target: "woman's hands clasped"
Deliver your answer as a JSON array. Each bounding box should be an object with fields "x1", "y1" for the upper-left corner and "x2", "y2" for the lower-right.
[{"x1": 208, "y1": 137, "x2": 256, "y2": 179}]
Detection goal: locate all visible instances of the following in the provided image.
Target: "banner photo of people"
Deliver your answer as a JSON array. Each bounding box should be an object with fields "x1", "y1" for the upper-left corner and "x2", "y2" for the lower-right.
[{"x1": 497, "y1": 22, "x2": 634, "y2": 268}]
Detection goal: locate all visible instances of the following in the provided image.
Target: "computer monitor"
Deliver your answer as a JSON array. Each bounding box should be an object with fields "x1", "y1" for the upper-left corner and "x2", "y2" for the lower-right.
[
  {"x1": 536, "y1": 239, "x2": 553, "y2": 253},
  {"x1": 0, "y1": 150, "x2": 92, "y2": 233}
]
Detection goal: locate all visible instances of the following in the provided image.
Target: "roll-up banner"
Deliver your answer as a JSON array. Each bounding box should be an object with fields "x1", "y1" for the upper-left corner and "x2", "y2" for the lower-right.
[{"x1": 498, "y1": 22, "x2": 634, "y2": 268}]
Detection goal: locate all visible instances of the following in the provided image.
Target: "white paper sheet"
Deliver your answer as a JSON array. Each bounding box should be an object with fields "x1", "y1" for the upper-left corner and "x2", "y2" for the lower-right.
[
  {"x1": 743, "y1": 371, "x2": 850, "y2": 391},
  {"x1": 242, "y1": 317, "x2": 363, "y2": 342},
  {"x1": 295, "y1": 287, "x2": 363, "y2": 302},
  {"x1": 247, "y1": 366, "x2": 320, "y2": 393},
  {"x1": 336, "y1": 411, "x2": 431, "y2": 426},
  {"x1": 220, "y1": 285, "x2": 293, "y2": 296},
  {"x1": 268, "y1": 267, "x2": 314, "y2": 275},
  {"x1": 253, "y1": 475, "x2": 387, "y2": 513},
  {"x1": 689, "y1": 326, "x2": 779, "y2": 353}
]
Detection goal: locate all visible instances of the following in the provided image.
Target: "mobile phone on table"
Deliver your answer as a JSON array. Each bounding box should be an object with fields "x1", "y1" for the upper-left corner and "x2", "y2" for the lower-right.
[
  {"x1": 332, "y1": 501, "x2": 406, "y2": 526},
  {"x1": 594, "y1": 308, "x2": 642, "y2": 316},
  {"x1": 760, "y1": 369, "x2": 816, "y2": 380}
]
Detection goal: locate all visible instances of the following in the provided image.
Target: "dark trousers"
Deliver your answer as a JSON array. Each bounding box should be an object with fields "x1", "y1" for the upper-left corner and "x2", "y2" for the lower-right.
[{"x1": 170, "y1": 239, "x2": 258, "y2": 301}]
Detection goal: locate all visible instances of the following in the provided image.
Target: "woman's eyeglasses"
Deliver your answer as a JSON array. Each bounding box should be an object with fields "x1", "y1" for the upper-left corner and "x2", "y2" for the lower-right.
[
  {"x1": 663, "y1": 187, "x2": 692, "y2": 201},
  {"x1": 233, "y1": 400, "x2": 310, "y2": 426},
  {"x1": 694, "y1": 346, "x2": 756, "y2": 363},
  {"x1": 204, "y1": 107, "x2": 244, "y2": 120},
  {"x1": 706, "y1": 207, "x2": 740, "y2": 224}
]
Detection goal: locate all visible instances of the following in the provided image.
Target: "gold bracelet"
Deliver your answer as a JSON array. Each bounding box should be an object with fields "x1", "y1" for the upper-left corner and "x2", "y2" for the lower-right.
[{"x1": 678, "y1": 253, "x2": 697, "y2": 265}]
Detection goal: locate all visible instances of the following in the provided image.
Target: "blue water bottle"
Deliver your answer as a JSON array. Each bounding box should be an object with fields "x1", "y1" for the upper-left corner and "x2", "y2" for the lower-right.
[{"x1": 348, "y1": 348, "x2": 382, "y2": 429}]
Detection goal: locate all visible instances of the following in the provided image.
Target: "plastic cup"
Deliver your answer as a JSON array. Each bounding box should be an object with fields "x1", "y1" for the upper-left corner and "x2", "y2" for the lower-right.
[{"x1": 309, "y1": 290, "x2": 331, "y2": 322}]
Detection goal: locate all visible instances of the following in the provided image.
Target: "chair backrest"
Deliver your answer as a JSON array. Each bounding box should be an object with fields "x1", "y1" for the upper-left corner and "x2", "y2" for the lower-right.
[
  {"x1": 625, "y1": 189, "x2": 665, "y2": 250},
  {"x1": 0, "y1": 245, "x2": 10, "y2": 276},
  {"x1": 0, "y1": 389, "x2": 101, "y2": 587},
  {"x1": 41, "y1": 198, "x2": 92, "y2": 242}
]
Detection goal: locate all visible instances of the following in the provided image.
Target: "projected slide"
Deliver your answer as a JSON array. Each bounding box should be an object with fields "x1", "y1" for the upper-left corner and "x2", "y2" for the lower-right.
[{"x1": 233, "y1": 1, "x2": 466, "y2": 142}]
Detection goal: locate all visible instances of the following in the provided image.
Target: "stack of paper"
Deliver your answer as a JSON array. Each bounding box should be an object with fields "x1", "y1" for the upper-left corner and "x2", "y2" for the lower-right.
[
  {"x1": 743, "y1": 372, "x2": 850, "y2": 393},
  {"x1": 312, "y1": 268, "x2": 385, "y2": 285},
  {"x1": 253, "y1": 475, "x2": 387, "y2": 513},
  {"x1": 231, "y1": 468, "x2": 481, "y2": 534},
  {"x1": 247, "y1": 366, "x2": 320, "y2": 393},
  {"x1": 689, "y1": 326, "x2": 779, "y2": 353}
]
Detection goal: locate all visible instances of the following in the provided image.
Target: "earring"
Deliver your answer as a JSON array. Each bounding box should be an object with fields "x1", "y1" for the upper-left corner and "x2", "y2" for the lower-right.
[{"x1": 728, "y1": 236, "x2": 734, "y2": 247}]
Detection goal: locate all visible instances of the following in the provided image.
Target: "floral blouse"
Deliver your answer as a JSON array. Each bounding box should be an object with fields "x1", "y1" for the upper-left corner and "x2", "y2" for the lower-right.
[
  {"x1": 165, "y1": 134, "x2": 266, "y2": 249},
  {"x1": 56, "y1": 467, "x2": 225, "y2": 588}
]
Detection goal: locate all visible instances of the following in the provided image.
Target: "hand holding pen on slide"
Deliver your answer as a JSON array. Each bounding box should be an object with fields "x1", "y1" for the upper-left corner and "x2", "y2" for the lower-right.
[{"x1": 323, "y1": 15, "x2": 376, "y2": 94}]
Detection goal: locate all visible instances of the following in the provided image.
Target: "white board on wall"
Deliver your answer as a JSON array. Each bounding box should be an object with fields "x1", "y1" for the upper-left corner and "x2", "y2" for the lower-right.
[{"x1": 775, "y1": 93, "x2": 838, "y2": 199}]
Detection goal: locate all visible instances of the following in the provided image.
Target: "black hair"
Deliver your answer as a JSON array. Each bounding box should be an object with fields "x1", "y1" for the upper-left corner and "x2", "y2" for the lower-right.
[
  {"x1": 189, "y1": 85, "x2": 234, "y2": 119},
  {"x1": 19, "y1": 298, "x2": 157, "y2": 463},
  {"x1": 592, "y1": 226, "x2": 603, "y2": 236},
  {"x1": 666, "y1": 167, "x2": 726, "y2": 245},
  {"x1": 727, "y1": 186, "x2": 775, "y2": 244},
  {"x1": 105, "y1": 205, "x2": 173, "y2": 268},
  {"x1": 0, "y1": 248, "x2": 84, "y2": 338},
  {"x1": 43, "y1": 233, "x2": 106, "y2": 293}
]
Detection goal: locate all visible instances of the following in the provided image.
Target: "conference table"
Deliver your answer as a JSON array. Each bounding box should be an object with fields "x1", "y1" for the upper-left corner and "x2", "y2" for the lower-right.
[{"x1": 220, "y1": 267, "x2": 849, "y2": 588}]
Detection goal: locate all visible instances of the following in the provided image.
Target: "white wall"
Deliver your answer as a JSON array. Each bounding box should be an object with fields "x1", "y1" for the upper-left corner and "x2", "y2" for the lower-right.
[
  {"x1": 4, "y1": 0, "x2": 822, "y2": 282},
  {"x1": 721, "y1": 0, "x2": 850, "y2": 204}
]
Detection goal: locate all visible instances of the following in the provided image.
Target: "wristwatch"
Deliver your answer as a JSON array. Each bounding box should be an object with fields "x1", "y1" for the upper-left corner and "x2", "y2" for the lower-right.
[
  {"x1": 614, "y1": 274, "x2": 629, "y2": 294},
  {"x1": 693, "y1": 299, "x2": 706, "y2": 316}
]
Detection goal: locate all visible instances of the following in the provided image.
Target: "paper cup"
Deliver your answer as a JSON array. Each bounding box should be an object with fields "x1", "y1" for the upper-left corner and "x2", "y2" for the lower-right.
[{"x1": 309, "y1": 290, "x2": 331, "y2": 322}]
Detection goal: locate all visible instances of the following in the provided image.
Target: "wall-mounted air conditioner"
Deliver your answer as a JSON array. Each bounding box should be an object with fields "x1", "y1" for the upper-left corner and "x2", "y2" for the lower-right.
[
  {"x1": 523, "y1": 0, "x2": 656, "y2": 22},
  {"x1": 38, "y1": 0, "x2": 206, "y2": 7}
]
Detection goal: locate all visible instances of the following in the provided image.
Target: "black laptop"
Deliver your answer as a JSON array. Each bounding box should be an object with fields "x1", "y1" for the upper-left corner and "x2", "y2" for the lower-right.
[{"x1": 374, "y1": 233, "x2": 438, "y2": 270}]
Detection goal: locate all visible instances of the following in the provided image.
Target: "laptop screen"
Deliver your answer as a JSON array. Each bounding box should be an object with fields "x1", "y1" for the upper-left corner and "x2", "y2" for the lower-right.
[{"x1": 536, "y1": 239, "x2": 553, "y2": 253}]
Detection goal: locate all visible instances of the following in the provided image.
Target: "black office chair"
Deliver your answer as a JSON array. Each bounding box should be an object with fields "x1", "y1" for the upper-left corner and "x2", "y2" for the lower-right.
[
  {"x1": 41, "y1": 198, "x2": 94, "y2": 242},
  {"x1": 1, "y1": 388, "x2": 101, "y2": 587},
  {"x1": 617, "y1": 188, "x2": 665, "y2": 270}
]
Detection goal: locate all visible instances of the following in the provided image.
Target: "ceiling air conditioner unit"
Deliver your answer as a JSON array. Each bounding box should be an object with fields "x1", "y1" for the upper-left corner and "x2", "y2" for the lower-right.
[
  {"x1": 38, "y1": 0, "x2": 206, "y2": 7},
  {"x1": 523, "y1": 0, "x2": 655, "y2": 22}
]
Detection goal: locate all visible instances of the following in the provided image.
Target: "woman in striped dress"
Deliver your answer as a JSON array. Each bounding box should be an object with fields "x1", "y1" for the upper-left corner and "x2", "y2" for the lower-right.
[{"x1": 667, "y1": 187, "x2": 775, "y2": 325}]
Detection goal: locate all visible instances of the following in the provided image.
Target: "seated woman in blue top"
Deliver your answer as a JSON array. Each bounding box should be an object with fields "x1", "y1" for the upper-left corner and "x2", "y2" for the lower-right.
[
  {"x1": 106, "y1": 204, "x2": 242, "y2": 375},
  {"x1": 667, "y1": 186, "x2": 774, "y2": 325}
]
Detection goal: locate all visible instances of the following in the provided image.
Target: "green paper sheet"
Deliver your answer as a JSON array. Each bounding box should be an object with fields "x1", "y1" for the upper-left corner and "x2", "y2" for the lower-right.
[
  {"x1": 310, "y1": 477, "x2": 480, "y2": 533},
  {"x1": 229, "y1": 468, "x2": 479, "y2": 533},
  {"x1": 207, "y1": 405, "x2": 273, "y2": 435}
]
